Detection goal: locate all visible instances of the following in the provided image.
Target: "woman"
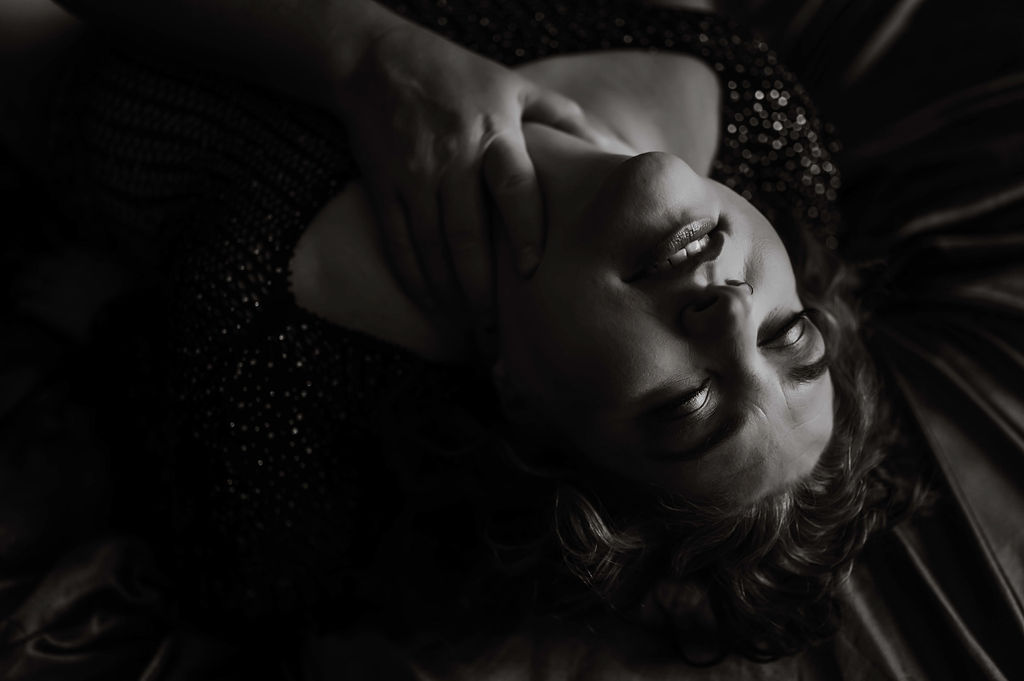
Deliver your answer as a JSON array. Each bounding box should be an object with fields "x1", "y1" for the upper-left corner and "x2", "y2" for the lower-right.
[{"x1": 19, "y1": 0, "x2": 925, "y2": 665}]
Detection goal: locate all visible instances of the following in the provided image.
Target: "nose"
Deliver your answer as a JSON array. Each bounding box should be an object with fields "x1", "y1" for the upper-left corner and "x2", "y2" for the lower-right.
[{"x1": 679, "y1": 284, "x2": 754, "y2": 345}]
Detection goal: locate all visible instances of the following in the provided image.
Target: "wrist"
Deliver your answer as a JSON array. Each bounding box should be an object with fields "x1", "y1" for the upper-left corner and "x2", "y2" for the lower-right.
[{"x1": 322, "y1": 1, "x2": 411, "y2": 114}]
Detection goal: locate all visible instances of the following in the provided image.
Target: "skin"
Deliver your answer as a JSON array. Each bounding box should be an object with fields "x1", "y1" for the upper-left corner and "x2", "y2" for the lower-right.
[
  {"x1": 52, "y1": 0, "x2": 597, "y2": 319},
  {"x1": 9, "y1": 0, "x2": 826, "y2": 507},
  {"x1": 293, "y1": 50, "x2": 834, "y2": 506},
  {"x1": 495, "y1": 125, "x2": 834, "y2": 505}
]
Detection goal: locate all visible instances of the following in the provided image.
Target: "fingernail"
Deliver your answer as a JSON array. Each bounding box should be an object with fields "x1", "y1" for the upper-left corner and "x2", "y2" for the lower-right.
[{"x1": 518, "y1": 246, "x2": 540, "y2": 275}]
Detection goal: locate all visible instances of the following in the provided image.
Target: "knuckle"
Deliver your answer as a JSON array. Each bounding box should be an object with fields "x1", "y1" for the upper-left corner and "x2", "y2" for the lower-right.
[
  {"x1": 433, "y1": 136, "x2": 463, "y2": 162},
  {"x1": 563, "y1": 98, "x2": 584, "y2": 118},
  {"x1": 495, "y1": 172, "x2": 531, "y2": 193},
  {"x1": 480, "y1": 113, "x2": 503, "y2": 138}
]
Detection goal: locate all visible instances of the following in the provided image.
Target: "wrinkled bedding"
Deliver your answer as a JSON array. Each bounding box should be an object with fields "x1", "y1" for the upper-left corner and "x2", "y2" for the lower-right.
[{"x1": 2, "y1": 1, "x2": 1023, "y2": 679}]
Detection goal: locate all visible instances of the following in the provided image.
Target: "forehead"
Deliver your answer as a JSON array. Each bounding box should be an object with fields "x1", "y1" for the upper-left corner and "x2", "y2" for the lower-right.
[
  {"x1": 774, "y1": 368, "x2": 835, "y2": 485},
  {"x1": 735, "y1": 369, "x2": 836, "y2": 499}
]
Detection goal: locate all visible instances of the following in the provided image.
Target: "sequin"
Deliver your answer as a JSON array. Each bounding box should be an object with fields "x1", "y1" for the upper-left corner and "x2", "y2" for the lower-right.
[{"x1": 66, "y1": 0, "x2": 843, "y2": 620}]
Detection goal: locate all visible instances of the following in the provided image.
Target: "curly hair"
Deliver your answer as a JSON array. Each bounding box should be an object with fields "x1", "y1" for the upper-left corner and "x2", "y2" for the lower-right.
[
  {"x1": 521, "y1": 224, "x2": 936, "y2": 662},
  {"x1": 399, "y1": 197, "x2": 936, "y2": 661}
]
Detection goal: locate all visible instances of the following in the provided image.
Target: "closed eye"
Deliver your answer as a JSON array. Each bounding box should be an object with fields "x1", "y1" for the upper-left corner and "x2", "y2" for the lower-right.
[
  {"x1": 778, "y1": 311, "x2": 830, "y2": 383},
  {"x1": 648, "y1": 311, "x2": 825, "y2": 425},
  {"x1": 761, "y1": 310, "x2": 812, "y2": 349},
  {"x1": 759, "y1": 309, "x2": 830, "y2": 384},
  {"x1": 651, "y1": 378, "x2": 712, "y2": 422}
]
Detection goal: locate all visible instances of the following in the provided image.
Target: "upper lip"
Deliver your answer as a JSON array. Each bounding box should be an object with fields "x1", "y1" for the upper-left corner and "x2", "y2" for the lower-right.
[{"x1": 628, "y1": 217, "x2": 722, "y2": 281}]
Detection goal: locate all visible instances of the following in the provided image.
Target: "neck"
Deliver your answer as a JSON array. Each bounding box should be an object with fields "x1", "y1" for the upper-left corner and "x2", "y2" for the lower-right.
[
  {"x1": 515, "y1": 50, "x2": 720, "y2": 174},
  {"x1": 291, "y1": 51, "x2": 721, "y2": 364}
]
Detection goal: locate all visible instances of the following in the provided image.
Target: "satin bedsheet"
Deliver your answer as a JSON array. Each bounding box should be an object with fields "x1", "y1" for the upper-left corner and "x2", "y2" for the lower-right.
[{"x1": 2, "y1": 1, "x2": 1023, "y2": 679}]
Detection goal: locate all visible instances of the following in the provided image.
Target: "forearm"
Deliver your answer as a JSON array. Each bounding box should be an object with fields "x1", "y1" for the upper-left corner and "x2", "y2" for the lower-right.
[{"x1": 52, "y1": 0, "x2": 410, "y2": 111}]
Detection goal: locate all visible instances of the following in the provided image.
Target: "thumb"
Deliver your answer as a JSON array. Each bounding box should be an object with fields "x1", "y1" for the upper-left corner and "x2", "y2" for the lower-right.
[{"x1": 522, "y1": 86, "x2": 603, "y2": 145}]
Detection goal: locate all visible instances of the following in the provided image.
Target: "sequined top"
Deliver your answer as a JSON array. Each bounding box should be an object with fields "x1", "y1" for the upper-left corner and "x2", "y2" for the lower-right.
[{"x1": 57, "y1": 0, "x2": 841, "y2": 624}]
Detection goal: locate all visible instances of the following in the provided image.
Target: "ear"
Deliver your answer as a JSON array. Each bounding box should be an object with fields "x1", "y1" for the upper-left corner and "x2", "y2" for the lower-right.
[{"x1": 492, "y1": 359, "x2": 544, "y2": 427}]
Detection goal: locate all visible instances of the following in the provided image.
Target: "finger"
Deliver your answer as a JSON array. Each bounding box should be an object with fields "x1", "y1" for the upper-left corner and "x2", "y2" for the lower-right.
[
  {"x1": 372, "y1": 187, "x2": 434, "y2": 311},
  {"x1": 441, "y1": 163, "x2": 494, "y2": 315},
  {"x1": 522, "y1": 88, "x2": 603, "y2": 145},
  {"x1": 482, "y1": 131, "x2": 543, "y2": 277},
  {"x1": 405, "y1": 186, "x2": 463, "y2": 310}
]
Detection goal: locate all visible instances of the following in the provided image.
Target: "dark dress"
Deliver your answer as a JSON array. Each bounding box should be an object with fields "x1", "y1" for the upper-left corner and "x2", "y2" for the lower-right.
[{"x1": 47, "y1": 0, "x2": 841, "y2": 624}]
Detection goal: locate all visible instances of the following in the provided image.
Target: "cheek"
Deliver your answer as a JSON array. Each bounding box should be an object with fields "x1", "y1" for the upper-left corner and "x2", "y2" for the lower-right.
[{"x1": 499, "y1": 274, "x2": 671, "y2": 414}]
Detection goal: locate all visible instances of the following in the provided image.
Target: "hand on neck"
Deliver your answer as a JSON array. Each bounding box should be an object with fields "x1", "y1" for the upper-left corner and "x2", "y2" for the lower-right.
[{"x1": 292, "y1": 50, "x2": 721, "y2": 366}]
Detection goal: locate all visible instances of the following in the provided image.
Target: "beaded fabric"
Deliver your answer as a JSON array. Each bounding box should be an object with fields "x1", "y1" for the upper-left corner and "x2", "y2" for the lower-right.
[{"x1": 54, "y1": 0, "x2": 842, "y2": 623}]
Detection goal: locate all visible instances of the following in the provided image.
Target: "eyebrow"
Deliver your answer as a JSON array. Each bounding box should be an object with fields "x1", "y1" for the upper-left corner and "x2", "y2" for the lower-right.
[{"x1": 647, "y1": 410, "x2": 747, "y2": 462}]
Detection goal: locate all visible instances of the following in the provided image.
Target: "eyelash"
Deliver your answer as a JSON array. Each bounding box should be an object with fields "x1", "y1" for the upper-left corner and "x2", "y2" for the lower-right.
[
  {"x1": 664, "y1": 311, "x2": 815, "y2": 421},
  {"x1": 672, "y1": 379, "x2": 712, "y2": 417},
  {"x1": 762, "y1": 310, "x2": 812, "y2": 349}
]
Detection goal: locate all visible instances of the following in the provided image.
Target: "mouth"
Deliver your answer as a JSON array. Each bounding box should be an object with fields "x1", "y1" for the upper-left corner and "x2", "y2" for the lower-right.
[{"x1": 627, "y1": 218, "x2": 725, "y2": 282}]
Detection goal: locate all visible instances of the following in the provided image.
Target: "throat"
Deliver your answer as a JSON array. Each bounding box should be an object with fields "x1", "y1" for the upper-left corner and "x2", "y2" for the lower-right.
[
  {"x1": 515, "y1": 51, "x2": 721, "y2": 176},
  {"x1": 289, "y1": 183, "x2": 471, "y2": 363}
]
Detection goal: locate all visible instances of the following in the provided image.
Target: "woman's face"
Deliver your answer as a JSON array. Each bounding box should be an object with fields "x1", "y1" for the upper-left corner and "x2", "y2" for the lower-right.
[{"x1": 495, "y1": 125, "x2": 834, "y2": 506}]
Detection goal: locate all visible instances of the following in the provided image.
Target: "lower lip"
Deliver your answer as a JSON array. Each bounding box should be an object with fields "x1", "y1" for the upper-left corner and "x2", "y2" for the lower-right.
[
  {"x1": 628, "y1": 217, "x2": 718, "y2": 280},
  {"x1": 629, "y1": 228, "x2": 726, "y2": 283},
  {"x1": 664, "y1": 229, "x2": 725, "y2": 280}
]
